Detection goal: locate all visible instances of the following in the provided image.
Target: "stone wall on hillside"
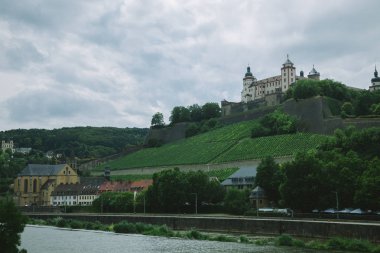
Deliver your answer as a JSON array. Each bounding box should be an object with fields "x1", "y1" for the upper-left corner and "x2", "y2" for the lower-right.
[
  {"x1": 144, "y1": 97, "x2": 380, "y2": 146},
  {"x1": 144, "y1": 122, "x2": 190, "y2": 146},
  {"x1": 282, "y1": 96, "x2": 343, "y2": 134}
]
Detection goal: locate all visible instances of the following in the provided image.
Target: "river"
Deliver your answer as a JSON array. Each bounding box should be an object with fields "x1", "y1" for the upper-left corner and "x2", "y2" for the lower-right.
[{"x1": 21, "y1": 225, "x2": 329, "y2": 253}]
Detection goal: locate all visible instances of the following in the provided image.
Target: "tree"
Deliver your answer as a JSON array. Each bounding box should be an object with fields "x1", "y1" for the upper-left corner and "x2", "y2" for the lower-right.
[
  {"x1": 251, "y1": 110, "x2": 297, "y2": 138},
  {"x1": 255, "y1": 156, "x2": 282, "y2": 204},
  {"x1": 0, "y1": 197, "x2": 27, "y2": 253},
  {"x1": 169, "y1": 106, "x2": 191, "y2": 124},
  {"x1": 188, "y1": 104, "x2": 203, "y2": 122},
  {"x1": 223, "y1": 188, "x2": 250, "y2": 215},
  {"x1": 201, "y1": 103, "x2": 221, "y2": 120},
  {"x1": 354, "y1": 158, "x2": 380, "y2": 210},
  {"x1": 341, "y1": 102, "x2": 354, "y2": 117},
  {"x1": 292, "y1": 79, "x2": 320, "y2": 99},
  {"x1": 280, "y1": 152, "x2": 327, "y2": 212},
  {"x1": 151, "y1": 112, "x2": 165, "y2": 128}
]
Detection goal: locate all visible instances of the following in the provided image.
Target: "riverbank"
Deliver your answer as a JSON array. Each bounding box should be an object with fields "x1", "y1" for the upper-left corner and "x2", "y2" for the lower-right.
[{"x1": 28, "y1": 218, "x2": 380, "y2": 252}]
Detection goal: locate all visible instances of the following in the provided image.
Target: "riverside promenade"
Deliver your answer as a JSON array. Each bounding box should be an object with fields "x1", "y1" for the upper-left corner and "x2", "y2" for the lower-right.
[{"x1": 26, "y1": 213, "x2": 380, "y2": 242}]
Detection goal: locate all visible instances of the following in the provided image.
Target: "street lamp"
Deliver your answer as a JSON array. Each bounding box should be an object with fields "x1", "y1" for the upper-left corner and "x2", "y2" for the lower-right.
[
  {"x1": 191, "y1": 193, "x2": 198, "y2": 215},
  {"x1": 333, "y1": 191, "x2": 339, "y2": 219}
]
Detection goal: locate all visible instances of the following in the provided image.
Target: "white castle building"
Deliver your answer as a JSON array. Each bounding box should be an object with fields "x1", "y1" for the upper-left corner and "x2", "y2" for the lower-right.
[{"x1": 241, "y1": 55, "x2": 320, "y2": 103}]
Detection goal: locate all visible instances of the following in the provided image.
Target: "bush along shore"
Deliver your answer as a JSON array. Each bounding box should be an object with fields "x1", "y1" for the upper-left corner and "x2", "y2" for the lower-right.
[{"x1": 28, "y1": 218, "x2": 380, "y2": 252}]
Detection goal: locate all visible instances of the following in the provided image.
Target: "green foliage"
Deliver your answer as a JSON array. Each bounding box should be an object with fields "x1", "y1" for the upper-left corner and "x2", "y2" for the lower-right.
[
  {"x1": 146, "y1": 168, "x2": 225, "y2": 213},
  {"x1": 275, "y1": 234, "x2": 293, "y2": 246},
  {"x1": 223, "y1": 188, "x2": 250, "y2": 215},
  {"x1": 279, "y1": 127, "x2": 380, "y2": 211},
  {"x1": 211, "y1": 235, "x2": 237, "y2": 242},
  {"x1": 0, "y1": 197, "x2": 27, "y2": 253},
  {"x1": 370, "y1": 103, "x2": 380, "y2": 115},
  {"x1": 151, "y1": 112, "x2": 165, "y2": 128},
  {"x1": 251, "y1": 110, "x2": 298, "y2": 138},
  {"x1": 0, "y1": 127, "x2": 148, "y2": 160},
  {"x1": 201, "y1": 102, "x2": 221, "y2": 119},
  {"x1": 354, "y1": 158, "x2": 380, "y2": 210},
  {"x1": 185, "y1": 229, "x2": 208, "y2": 240},
  {"x1": 292, "y1": 79, "x2": 321, "y2": 99},
  {"x1": 170, "y1": 106, "x2": 191, "y2": 124},
  {"x1": 92, "y1": 192, "x2": 134, "y2": 213},
  {"x1": 255, "y1": 156, "x2": 282, "y2": 203},
  {"x1": 169, "y1": 102, "x2": 221, "y2": 125},
  {"x1": 341, "y1": 102, "x2": 354, "y2": 116}
]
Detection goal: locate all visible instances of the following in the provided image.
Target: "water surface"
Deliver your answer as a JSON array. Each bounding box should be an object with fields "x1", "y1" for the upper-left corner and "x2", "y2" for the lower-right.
[{"x1": 21, "y1": 225, "x2": 329, "y2": 253}]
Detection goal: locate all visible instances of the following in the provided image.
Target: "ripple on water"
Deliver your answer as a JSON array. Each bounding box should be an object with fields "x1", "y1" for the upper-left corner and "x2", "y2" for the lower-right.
[{"x1": 21, "y1": 225, "x2": 327, "y2": 253}]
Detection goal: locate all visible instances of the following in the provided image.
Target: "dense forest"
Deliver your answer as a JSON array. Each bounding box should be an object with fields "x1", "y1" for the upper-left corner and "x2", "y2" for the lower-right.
[
  {"x1": 0, "y1": 127, "x2": 148, "y2": 158},
  {"x1": 255, "y1": 126, "x2": 380, "y2": 212}
]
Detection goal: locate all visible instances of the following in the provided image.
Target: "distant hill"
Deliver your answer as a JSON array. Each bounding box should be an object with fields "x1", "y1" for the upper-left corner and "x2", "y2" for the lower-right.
[
  {"x1": 0, "y1": 127, "x2": 148, "y2": 158},
  {"x1": 100, "y1": 119, "x2": 328, "y2": 171}
]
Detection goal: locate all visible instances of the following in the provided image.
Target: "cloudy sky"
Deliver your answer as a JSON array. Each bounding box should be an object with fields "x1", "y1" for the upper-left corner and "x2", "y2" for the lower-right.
[{"x1": 0, "y1": 0, "x2": 379, "y2": 130}]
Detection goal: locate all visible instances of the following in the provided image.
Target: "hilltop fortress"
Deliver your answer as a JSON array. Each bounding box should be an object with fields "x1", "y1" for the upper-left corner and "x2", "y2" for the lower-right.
[{"x1": 222, "y1": 55, "x2": 320, "y2": 116}]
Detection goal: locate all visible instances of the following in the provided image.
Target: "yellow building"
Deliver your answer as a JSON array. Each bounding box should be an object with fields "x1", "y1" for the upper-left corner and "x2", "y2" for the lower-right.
[{"x1": 14, "y1": 164, "x2": 79, "y2": 206}]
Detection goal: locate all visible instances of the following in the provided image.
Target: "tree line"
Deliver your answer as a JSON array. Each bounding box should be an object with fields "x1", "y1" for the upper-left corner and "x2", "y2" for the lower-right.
[
  {"x1": 255, "y1": 126, "x2": 380, "y2": 212},
  {"x1": 151, "y1": 102, "x2": 221, "y2": 127},
  {"x1": 285, "y1": 79, "x2": 380, "y2": 117},
  {"x1": 0, "y1": 127, "x2": 148, "y2": 159}
]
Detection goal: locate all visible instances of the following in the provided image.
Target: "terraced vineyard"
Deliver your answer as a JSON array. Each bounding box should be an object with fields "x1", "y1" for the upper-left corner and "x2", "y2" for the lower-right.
[
  {"x1": 214, "y1": 133, "x2": 329, "y2": 163},
  {"x1": 110, "y1": 168, "x2": 239, "y2": 182},
  {"x1": 101, "y1": 119, "x2": 329, "y2": 171},
  {"x1": 104, "y1": 139, "x2": 236, "y2": 170}
]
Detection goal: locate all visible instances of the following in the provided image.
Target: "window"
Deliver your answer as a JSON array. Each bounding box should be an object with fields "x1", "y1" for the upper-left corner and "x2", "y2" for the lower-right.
[
  {"x1": 24, "y1": 179, "x2": 28, "y2": 193},
  {"x1": 284, "y1": 73, "x2": 286, "y2": 76},
  {"x1": 284, "y1": 78, "x2": 286, "y2": 82},
  {"x1": 33, "y1": 179, "x2": 37, "y2": 193}
]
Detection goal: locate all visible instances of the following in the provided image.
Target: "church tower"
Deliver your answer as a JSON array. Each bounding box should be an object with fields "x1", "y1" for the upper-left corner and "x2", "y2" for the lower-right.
[
  {"x1": 281, "y1": 55, "x2": 296, "y2": 92},
  {"x1": 241, "y1": 66, "x2": 256, "y2": 102},
  {"x1": 369, "y1": 66, "x2": 380, "y2": 91}
]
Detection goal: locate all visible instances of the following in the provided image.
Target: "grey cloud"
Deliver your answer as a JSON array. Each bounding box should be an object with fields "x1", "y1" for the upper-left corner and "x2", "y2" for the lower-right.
[{"x1": 5, "y1": 89, "x2": 118, "y2": 123}]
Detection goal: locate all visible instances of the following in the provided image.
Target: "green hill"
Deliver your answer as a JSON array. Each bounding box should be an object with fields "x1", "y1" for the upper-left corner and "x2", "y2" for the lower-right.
[
  {"x1": 101, "y1": 120, "x2": 329, "y2": 170},
  {"x1": 0, "y1": 127, "x2": 148, "y2": 158}
]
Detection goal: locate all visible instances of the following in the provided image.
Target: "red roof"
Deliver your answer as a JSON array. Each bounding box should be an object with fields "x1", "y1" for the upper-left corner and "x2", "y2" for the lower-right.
[
  {"x1": 98, "y1": 181, "x2": 131, "y2": 193},
  {"x1": 129, "y1": 179, "x2": 153, "y2": 192}
]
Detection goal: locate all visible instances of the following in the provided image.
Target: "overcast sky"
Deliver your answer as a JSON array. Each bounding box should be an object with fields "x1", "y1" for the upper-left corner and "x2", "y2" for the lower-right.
[{"x1": 0, "y1": 0, "x2": 379, "y2": 130}]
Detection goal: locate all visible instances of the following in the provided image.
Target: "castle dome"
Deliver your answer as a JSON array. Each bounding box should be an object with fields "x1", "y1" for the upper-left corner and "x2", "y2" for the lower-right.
[{"x1": 245, "y1": 66, "x2": 253, "y2": 77}]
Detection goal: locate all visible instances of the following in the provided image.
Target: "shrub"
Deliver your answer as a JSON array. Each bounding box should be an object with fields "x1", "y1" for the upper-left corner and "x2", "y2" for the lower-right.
[
  {"x1": 276, "y1": 234, "x2": 293, "y2": 246},
  {"x1": 113, "y1": 221, "x2": 137, "y2": 234},
  {"x1": 305, "y1": 240, "x2": 327, "y2": 250},
  {"x1": 186, "y1": 230, "x2": 207, "y2": 240},
  {"x1": 346, "y1": 239, "x2": 372, "y2": 252},
  {"x1": 292, "y1": 239, "x2": 305, "y2": 248},
  {"x1": 69, "y1": 220, "x2": 83, "y2": 229},
  {"x1": 212, "y1": 235, "x2": 237, "y2": 242},
  {"x1": 239, "y1": 236, "x2": 250, "y2": 243}
]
